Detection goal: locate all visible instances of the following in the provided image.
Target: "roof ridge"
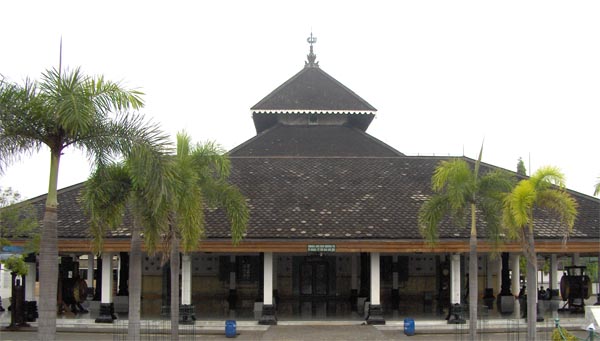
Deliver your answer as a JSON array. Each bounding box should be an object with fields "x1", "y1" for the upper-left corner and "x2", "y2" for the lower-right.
[
  {"x1": 24, "y1": 182, "x2": 86, "y2": 204},
  {"x1": 251, "y1": 68, "x2": 306, "y2": 110},
  {"x1": 314, "y1": 67, "x2": 377, "y2": 111},
  {"x1": 228, "y1": 124, "x2": 280, "y2": 156},
  {"x1": 351, "y1": 127, "x2": 404, "y2": 156},
  {"x1": 229, "y1": 155, "x2": 449, "y2": 159},
  {"x1": 461, "y1": 157, "x2": 600, "y2": 202}
]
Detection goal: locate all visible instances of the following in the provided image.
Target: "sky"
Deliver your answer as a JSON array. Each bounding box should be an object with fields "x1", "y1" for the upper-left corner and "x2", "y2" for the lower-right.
[{"x1": 1, "y1": 1, "x2": 599, "y2": 200}]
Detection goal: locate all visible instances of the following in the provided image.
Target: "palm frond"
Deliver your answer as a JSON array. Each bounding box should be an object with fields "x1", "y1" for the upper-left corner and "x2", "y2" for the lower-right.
[
  {"x1": 84, "y1": 75, "x2": 144, "y2": 112},
  {"x1": 479, "y1": 170, "x2": 515, "y2": 199},
  {"x1": 0, "y1": 78, "x2": 47, "y2": 173},
  {"x1": 126, "y1": 143, "x2": 175, "y2": 214},
  {"x1": 530, "y1": 166, "x2": 565, "y2": 190},
  {"x1": 502, "y1": 165, "x2": 578, "y2": 244},
  {"x1": 506, "y1": 180, "x2": 536, "y2": 228},
  {"x1": 536, "y1": 189, "x2": 578, "y2": 235},
  {"x1": 202, "y1": 180, "x2": 248, "y2": 244},
  {"x1": 432, "y1": 159, "x2": 473, "y2": 212},
  {"x1": 418, "y1": 194, "x2": 450, "y2": 245},
  {"x1": 176, "y1": 132, "x2": 192, "y2": 159},
  {"x1": 75, "y1": 112, "x2": 172, "y2": 166},
  {"x1": 41, "y1": 67, "x2": 96, "y2": 135},
  {"x1": 478, "y1": 196, "x2": 504, "y2": 250},
  {"x1": 37, "y1": 67, "x2": 152, "y2": 160},
  {"x1": 594, "y1": 177, "x2": 600, "y2": 196},
  {"x1": 191, "y1": 140, "x2": 230, "y2": 180},
  {"x1": 39, "y1": 68, "x2": 144, "y2": 137},
  {"x1": 175, "y1": 184, "x2": 205, "y2": 252},
  {"x1": 138, "y1": 196, "x2": 170, "y2": 255},
  {"x1": 82, "y1": 163, "x2": 132, "y2": 253}
]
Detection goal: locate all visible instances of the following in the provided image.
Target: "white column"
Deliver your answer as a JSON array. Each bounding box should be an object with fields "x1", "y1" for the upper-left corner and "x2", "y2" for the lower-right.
[
  {"x1": 351, "y1": 255, "x2": 358, "y2": 292},
  {"x1": 101, "y1": 252, "x2": 113, "y2": 304},
  {"x1": 392, "y1": 255, "x2": 399, "y2": 290},
  {"x1": 573, "y1": 253, "x2": 580, "y2": 266},
  {"x1": 25, "y1": 261, "x2": 36, "y2": 300},
  {"x1": 511, "y1": 254, "x2": 520, "y2": 296},
  {"x1": 550, "y1": 254, "x2": 558, "y2": 290},
  {"x1": 229, "y1": 255, "x2": 236, "y2": 290},
  {"x1": 272, "y1": 256, "x2": 278, "y2": 291},
  {"x1": 116, "y1": 254, "x2": 121, "y2": 293},
  {"x1": 450, "y1": 254, "x2": 461, "y2": 304},
  {"x1": 263, "y1": 252, "x2": 273, "y2": 305},
  {"x1": 370, "y1": 252, "x2": 380, "y2": 305},
  {"x1": 181, "y1": 254, "x2": 192, "y2": 305},
  {"x1": 87, "y1": 254, "x2": 94, "y2": 290}
]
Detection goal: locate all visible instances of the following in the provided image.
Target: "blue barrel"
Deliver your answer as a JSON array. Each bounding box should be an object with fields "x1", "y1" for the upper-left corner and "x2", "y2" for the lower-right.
[
  {"x1": 404, "y1": 318, "x2": 415, "y2": 336},
  {"x1": 225, "y1": 319, "x2": 237, "y2": 338}
]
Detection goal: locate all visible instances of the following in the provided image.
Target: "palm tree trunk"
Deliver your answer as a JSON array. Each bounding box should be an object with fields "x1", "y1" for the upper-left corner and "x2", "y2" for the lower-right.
[
  {"x1": 170, "y1": 234, "x2": 180, "y2": 340},
  {"x1": 524, "y1": 226, "x2": 538, "y2": 341},
  {"x1": 127, "y1": 218, "x2": 142, "y2": 340},
  {"x1": 39, "y1": 152, "x2": 60, "y2": 341},
  {"x1": 468, "y1": 203, "x2": 478, "y2": 341}
]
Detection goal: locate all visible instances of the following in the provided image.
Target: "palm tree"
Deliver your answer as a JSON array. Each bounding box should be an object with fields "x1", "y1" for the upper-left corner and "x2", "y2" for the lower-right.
[
  {"x1": 503, "y1": 166, "x2": 577, "y2": 341},
  {"x1": 166, "y1": 134, "x2": 249, "y2": 337},
  {"x1": 0, "y1": 68, "x2": 168, "y2": 340},
  {"x1": 82, "y1": 144, "x2": 172, "y2": 340},
  {"x1": 164, "y1": 133, "x2": 249, "y2": 339},
  {"x1": 419, "y1": 148, "x2": 513, "y2": 340}
]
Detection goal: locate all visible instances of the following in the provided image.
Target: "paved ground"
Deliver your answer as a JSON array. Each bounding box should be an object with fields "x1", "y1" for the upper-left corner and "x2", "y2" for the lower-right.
[
  {"x1": 0, "y1": 325, "x2": 595, "y2": 341},
  {"x1": 1, "y1": 304, "x2": 597, "y2": 340}
]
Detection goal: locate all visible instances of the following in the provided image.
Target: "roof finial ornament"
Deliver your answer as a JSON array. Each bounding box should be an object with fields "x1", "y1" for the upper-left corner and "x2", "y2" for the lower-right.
[{"x1": 305, "y1": 32, "x2": 319, "y2": 68}]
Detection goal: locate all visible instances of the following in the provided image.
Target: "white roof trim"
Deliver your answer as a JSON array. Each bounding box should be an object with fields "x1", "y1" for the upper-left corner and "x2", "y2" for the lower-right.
[{"x1": 251, "y1": 110, "x2": 376, "y2": 115}]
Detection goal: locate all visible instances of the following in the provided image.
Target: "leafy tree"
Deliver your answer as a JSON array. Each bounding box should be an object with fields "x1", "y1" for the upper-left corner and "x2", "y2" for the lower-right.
[
  {"x1": 503, "y1": 166, "x2": 577, "y2": 341},
  {"x1": 517, "y1": 157, "x2": 527, "y2": 176},
  {"x1": 0, "y1": 187, "x2": 38, "y2": 251},
  {"x1": 594, "y1": 177, "x2": 599, "y2": 196},
  {"x1": 419, "y1": 148, "x2": 513, "y2": 340},
  {"x1": 164, "y1": 133, "x2": 248, "y2": 339},
  {"x1": 519, "y1": 255, "x2": 527, "y2": 278},
  {"x1": 0, "y1": 67, "x2": 167, "y2": 340},
  {"x1": 587, "y1": 260, "x2": 598, "y2": 283},
  {"x1": 0, "y1": 188, "x2": 38, "y2": 277},
  {"x1": 83, "y1": 143, "x2": 172, "y2": 340},
  {"x1": 2, "y1": 255, "x2": 29, "y2": 276}
]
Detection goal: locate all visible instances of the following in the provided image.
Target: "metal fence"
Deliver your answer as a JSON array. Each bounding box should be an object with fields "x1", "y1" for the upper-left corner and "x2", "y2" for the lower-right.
[
  {"x1": 506, "y1": 316, "x2": 556, "y2": 341},
  {"x1": 113, "y1": 319, "x2": 198, "y2": 340},
  {"x1": 477, "y1": 306, "x2": 490, "y2": 341},
  {"x1": 452, "y1": 304, "x2": 490, "y2": 341}
]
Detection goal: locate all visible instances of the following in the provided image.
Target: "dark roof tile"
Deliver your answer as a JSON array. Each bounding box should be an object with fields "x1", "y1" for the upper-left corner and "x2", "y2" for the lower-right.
[
  {"x1": 229, "y1": 125, "x2": 403, "y2": 157},
  {"x1": 251, "y1": 67, "x2": 376, "y2": 112},
  {"x1": 18, "y1": 157, "x2": 600, "y2": 243}
]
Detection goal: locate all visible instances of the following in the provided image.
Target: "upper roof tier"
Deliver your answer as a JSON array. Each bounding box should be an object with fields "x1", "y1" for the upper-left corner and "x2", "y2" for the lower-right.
[
  {"x1": 251, "y1": 35, "x2": 377, "y2": 133},
  {"x1": 251, "y1": 67, "x2": 377, "y2": 113}
]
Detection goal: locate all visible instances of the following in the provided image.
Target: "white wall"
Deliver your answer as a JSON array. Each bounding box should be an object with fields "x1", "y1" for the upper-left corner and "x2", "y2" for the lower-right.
[{"x1": 0, "y1": 264, "x2": 12, "y2": 305}]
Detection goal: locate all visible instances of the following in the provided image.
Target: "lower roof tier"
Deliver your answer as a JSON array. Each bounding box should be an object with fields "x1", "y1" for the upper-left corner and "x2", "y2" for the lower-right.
[{"x1": 19, "y1": 156, "x2": 600, "y2": 243}]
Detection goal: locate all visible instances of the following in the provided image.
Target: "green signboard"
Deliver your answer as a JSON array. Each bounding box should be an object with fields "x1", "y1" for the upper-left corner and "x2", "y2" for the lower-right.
[{"x1": 307, "y1": 244, "x2": 336, "y2": 253}]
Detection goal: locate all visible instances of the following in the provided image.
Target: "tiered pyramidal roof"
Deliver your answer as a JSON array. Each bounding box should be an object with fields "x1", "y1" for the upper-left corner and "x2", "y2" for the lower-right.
[
  {"x1": 233, "y1": 34, "x2": 400, "y2": 157},
  {"x1": 15, "y1": 34, "x2": 599, "y2": 247}
]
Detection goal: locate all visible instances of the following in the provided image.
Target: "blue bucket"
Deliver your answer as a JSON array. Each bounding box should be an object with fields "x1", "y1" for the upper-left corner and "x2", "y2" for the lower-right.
[
  {"x1": 404, "y1": 318, "x2": 415, "y2": 336},
  {"x1": 225, "y1": 319, "x2": 237, "y2": 338}
]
